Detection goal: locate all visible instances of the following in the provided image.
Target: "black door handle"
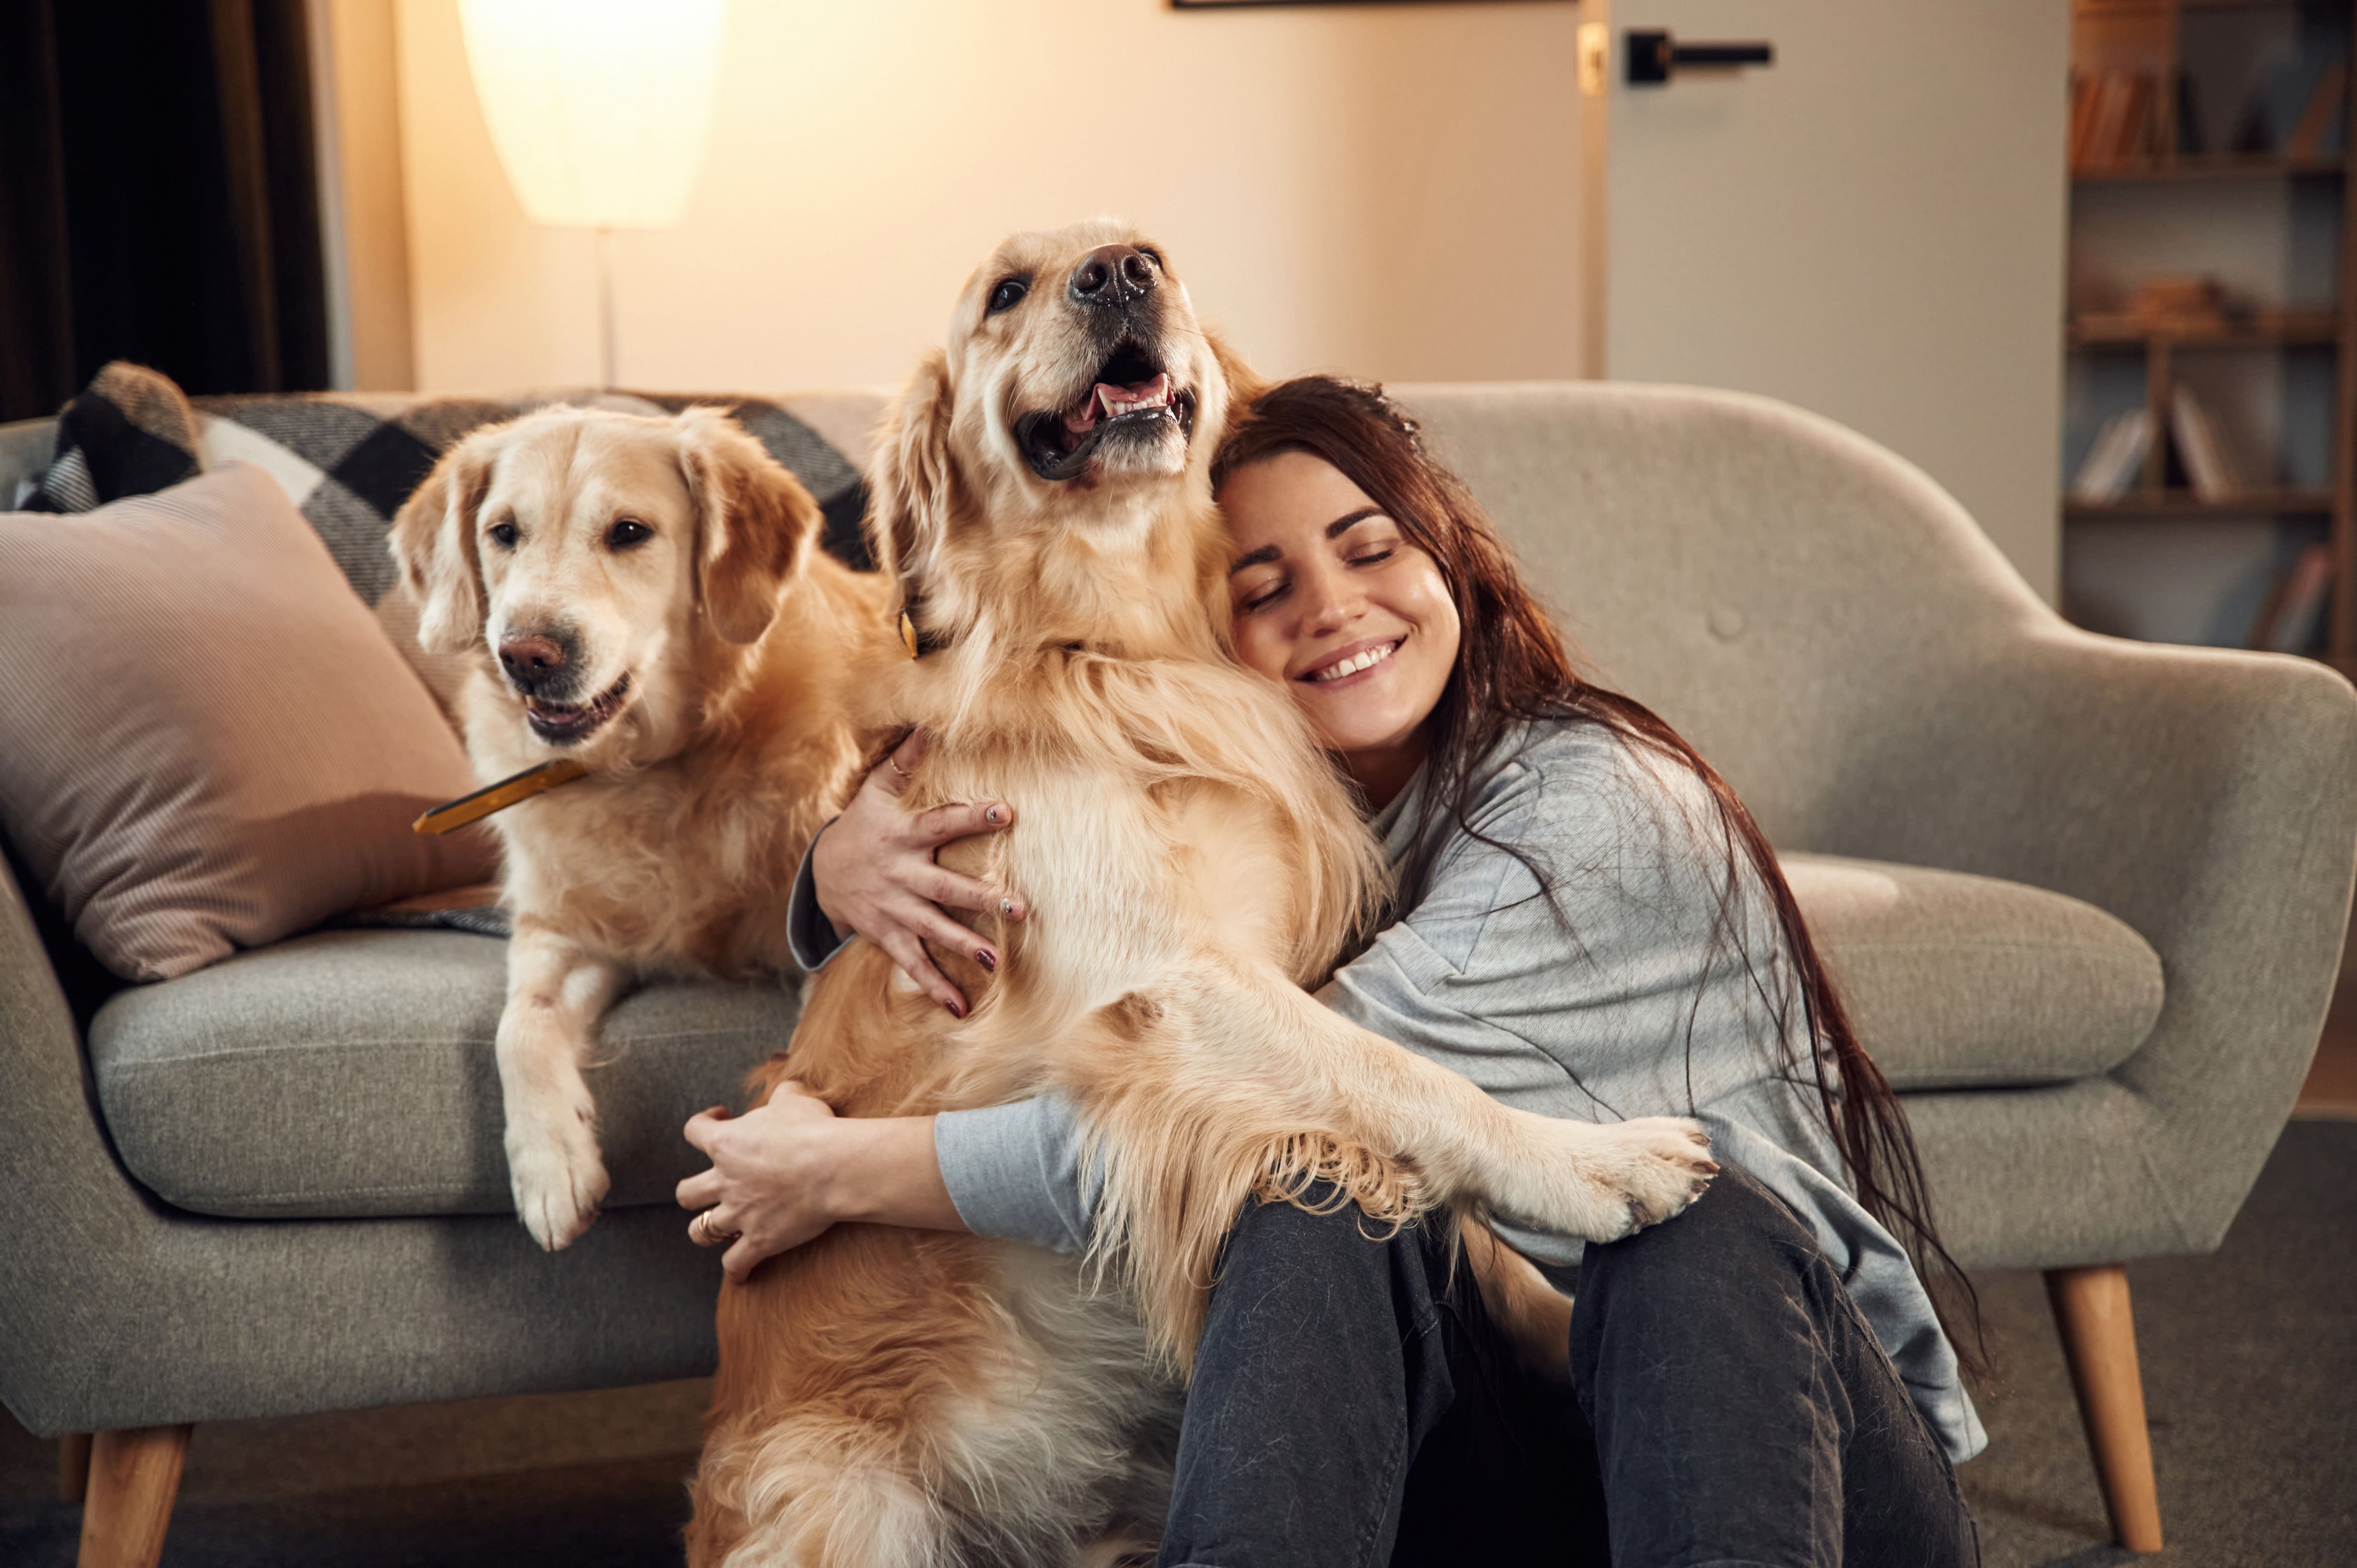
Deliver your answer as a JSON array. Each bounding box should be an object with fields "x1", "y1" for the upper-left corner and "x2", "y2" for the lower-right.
[{"x1": 1625, "y1": 28, "x2": 1775, "y2": 86}]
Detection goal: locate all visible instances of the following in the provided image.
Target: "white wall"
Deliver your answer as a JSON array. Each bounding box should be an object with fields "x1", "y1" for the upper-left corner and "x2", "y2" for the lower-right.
[
  {"x1": 393, "y1": 0, "x2": 1590, "y2": 395},
  {"x1": 1603, "y1": 0, "x2": 2072, "y2": 602}
]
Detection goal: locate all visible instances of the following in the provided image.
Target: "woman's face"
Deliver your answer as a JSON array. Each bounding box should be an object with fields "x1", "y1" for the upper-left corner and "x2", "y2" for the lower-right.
[{"x1": 1219, "y1": 451, "x2": 1462, "y2": 778}]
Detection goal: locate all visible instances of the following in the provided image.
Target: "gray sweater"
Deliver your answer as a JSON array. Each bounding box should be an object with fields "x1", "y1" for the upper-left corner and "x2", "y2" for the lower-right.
[{"x1": 787, "y1": 719, "x2": 1984, "y2": 1462}]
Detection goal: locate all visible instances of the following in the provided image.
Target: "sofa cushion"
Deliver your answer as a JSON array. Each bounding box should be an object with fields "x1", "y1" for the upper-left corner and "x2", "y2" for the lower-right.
[
  {"x1": 1781, "y1": 852, "x2": 2164, "y2": 1091},
  {"x1": 87, "y1": 929, "x2": 800, "y2": 1220}
]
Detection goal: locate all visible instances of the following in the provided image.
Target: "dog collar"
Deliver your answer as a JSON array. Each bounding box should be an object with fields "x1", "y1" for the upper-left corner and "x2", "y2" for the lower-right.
[{"x1": 413, "y1": 758, "x2": 590, "y2": 835}]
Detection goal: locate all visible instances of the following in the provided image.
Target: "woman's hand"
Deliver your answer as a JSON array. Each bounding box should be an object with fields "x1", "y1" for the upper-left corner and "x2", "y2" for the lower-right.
[
  {"x1": 677, "y1": 1084, "x2": 964, "y2": 1280},
  {"x1": 811, "y1": 730, "x2": 1025, "y2": 1017}
]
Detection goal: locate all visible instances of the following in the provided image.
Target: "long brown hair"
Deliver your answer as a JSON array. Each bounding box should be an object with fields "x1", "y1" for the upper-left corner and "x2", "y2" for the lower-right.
[{"x1": 1210, "y1": 374, "x2": 1983, "y2": 1373}]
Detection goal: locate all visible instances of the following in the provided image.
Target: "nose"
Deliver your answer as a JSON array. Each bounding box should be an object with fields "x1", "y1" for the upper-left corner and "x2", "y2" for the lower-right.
[
  {"x1": 498, "y1": 633, "x2": 566, "y2": 687},
  {"x1": 1298, "y1": 561, "x2": 1366, "y2": 637},
  {"x1": 1069, "y1": 244, "x2": 1160, "y2": 308}
]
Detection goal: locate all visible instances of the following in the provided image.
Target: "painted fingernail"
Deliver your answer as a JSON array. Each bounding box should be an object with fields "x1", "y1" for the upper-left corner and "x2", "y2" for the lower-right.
[
  {"x1": 976, "y1": 949, "x2": 997, "y2": 973},
  {"x1": 985, "y1": 804, "x2": 1006, "y2": 825},
  {"x1": 944, "y1": 998, "x2": 965, "y2": 1019}
]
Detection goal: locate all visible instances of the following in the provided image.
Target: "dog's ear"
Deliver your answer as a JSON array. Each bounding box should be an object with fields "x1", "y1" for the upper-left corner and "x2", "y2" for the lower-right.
[
  {"x1": 678, "y1": 407, "x2": 820, "y2": 645},
  {"x1": 390, "y1": 433, "x2": 495, "y2": 656},
  {"x1": 866, "y1": 348, "x2": 957, "y2": 597},
  {"x1": 1202, "y1": 324, "x2": 1266, "y2": 413}
]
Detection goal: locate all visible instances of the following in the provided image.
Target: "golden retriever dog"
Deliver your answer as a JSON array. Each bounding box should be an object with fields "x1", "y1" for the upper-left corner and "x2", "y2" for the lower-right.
[
  {"x1": 390, "y1": 406, "x2": 892, "y2": 1249},
  {"x1": 686, "y1": 222, "x2": 1717, "y2": 1566}
]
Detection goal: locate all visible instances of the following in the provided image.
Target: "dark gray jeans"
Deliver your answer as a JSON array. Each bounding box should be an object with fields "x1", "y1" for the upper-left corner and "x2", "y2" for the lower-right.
[{"x1": 1156, "y1": 1163, "x2": 1980, "y2": 1568}]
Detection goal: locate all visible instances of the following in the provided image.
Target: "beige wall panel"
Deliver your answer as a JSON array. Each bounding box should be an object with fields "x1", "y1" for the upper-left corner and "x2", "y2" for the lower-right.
[
  {"x1": 1606, "y1": 1, "x2": 2070, "y2": 602},
  {"x1": 394, "y1": 0, "x2": 1588, "y2": 396},
  {"x1": 318, "y1": 0, "x2": 417, "y2": 390}
]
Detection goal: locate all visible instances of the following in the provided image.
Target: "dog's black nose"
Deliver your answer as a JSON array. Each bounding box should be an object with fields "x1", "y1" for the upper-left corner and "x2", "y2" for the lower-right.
[
  {"x1": 499, "y1": 633, "x2": 566, "y2": 686},
  {"x1": 1069, "y1": 245, "x2": 1159, "y2": 307}
]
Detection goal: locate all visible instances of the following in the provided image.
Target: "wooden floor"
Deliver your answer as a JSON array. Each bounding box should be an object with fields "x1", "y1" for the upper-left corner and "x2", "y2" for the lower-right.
[{"x1": 2297, "y1": 910, "x2": 2357, "y2": 1119}]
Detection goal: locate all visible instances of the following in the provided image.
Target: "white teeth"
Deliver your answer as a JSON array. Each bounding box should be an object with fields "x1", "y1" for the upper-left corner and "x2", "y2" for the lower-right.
[
  {"x1": 1312, "y1": 642, "x2": 1397, "y2": 681},
  {"x1": 1096, "y1": 385, "x2": 1171, "y2": 418}
]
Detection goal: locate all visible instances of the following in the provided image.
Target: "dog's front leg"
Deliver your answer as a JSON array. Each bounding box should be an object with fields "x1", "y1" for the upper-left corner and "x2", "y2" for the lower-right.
[{"x1": 498, "y1": 921, "x2": 624, "y2": 1250}]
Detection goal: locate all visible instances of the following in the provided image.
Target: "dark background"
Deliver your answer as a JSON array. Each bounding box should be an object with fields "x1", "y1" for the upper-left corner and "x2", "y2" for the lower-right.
[{"x1": 1, "y1": 0, "x2": 330, "y2": 422}]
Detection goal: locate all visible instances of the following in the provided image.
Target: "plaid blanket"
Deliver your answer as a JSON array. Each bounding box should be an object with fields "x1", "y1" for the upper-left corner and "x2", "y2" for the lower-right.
[{"x1": 17, "y1": 363, "x2": 875, "y2": 609}]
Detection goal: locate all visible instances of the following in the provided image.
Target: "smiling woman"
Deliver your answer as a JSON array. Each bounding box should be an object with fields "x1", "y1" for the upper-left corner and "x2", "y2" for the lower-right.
[{"x1": 1221, "y1": 455, "x2": 1463, "y2": 808}]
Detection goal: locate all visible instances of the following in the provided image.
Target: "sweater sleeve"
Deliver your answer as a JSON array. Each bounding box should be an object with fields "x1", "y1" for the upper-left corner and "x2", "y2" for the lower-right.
[
  {"x1": 785, "y1": 822, "x2": 851, "y2": 974},
  {"x1": 933, "y1": 1094, "x2": 1100, "y2": 1251}
]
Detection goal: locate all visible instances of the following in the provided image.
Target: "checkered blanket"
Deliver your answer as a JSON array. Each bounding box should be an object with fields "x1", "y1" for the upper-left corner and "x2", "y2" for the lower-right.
[{"x1": 17, "y1": 362, "x2": 875, "y2": 611}]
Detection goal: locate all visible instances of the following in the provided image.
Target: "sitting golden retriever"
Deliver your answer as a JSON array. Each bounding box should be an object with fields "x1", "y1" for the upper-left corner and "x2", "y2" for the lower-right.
[
  {"x1": 686, "y1": 222, "x2": 1716, "y2": 1566},
  {"x1": 390, "y1": 406, "x2": 891, "y2": 1249}
]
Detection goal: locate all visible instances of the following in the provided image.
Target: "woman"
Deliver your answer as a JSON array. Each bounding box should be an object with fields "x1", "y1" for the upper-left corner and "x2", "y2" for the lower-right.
[{"x1": 676, "y1": 377, "x2": 1984, "y2": 1567}]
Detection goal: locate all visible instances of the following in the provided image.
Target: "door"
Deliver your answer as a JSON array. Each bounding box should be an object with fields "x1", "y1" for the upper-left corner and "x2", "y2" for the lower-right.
[{"x1": 1591, "y1": 1, "x2": 2072, "y2": 602}]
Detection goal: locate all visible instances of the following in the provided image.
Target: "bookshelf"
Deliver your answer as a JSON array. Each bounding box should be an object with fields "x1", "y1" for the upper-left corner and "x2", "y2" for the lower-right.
[{"x1": 2063, "y1": 0, "x2": 2357, "y2": 662}]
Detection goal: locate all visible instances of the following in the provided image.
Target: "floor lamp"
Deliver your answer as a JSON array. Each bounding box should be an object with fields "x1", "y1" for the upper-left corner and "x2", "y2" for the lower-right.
[{"x1": 457, "y1": 0, "x2": 726, "y2": 390}]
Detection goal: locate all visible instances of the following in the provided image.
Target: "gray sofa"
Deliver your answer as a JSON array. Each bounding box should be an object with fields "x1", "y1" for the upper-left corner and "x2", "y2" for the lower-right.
[{"x1": 5, "y1": 383, "x2": 2351, "y2": 1565}]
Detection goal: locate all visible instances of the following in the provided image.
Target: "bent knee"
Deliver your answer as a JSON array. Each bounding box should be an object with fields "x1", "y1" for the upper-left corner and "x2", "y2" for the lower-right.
[{"x1": 1579, "y1": 1160, "x2": 1818, "y2": 1301}]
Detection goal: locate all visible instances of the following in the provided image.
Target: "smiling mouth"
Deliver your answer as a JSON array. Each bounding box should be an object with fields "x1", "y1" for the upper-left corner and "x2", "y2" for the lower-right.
[
  {"x1": 1302, "y1": 638, "x2": 1404, "y2": 684},
  {"x1": 524, "y1": 674, "x2": 631, "y2": 745},
  {"x1": 1014, "y1": 339, "x2": 1198, "y2": 482}
]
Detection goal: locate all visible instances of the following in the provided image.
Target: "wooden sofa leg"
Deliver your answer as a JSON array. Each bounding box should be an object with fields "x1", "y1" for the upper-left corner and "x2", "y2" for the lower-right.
[
  {"x1": 59, "y1": 1431, "x2": 92, "y2": 1504},
  {"x1": 2045, "y1": 1265, "x2": 2164, "y2": 1553},
  {"x1": 77, "y1": 1425, "x2": 192, "y2": 1568}
]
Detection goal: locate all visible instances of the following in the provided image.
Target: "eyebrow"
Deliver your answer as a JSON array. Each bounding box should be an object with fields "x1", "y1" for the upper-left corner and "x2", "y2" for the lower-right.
[{"x1": 1227, "y1": 506, "x2": 1385, "y2": 576}]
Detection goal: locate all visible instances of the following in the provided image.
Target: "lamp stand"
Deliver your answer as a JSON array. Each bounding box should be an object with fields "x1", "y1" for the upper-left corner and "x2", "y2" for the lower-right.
[{"x1": 594, "y1": 225, "x2": 618, "y2": 390}]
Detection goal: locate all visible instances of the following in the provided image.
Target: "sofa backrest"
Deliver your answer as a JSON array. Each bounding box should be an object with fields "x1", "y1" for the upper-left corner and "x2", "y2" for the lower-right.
[{"x1": 1394, "y1": 383, "x2": 2054, "y2": 849}]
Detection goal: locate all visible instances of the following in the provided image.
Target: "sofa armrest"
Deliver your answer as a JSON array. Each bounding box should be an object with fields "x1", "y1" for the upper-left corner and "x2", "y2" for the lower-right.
[
  {"x1": 1811, "y1": 625, "x2": 2357, "y2": 1253},
  {"x1": 0, "y1": 847, "x2": 727, "y2": 1436}
]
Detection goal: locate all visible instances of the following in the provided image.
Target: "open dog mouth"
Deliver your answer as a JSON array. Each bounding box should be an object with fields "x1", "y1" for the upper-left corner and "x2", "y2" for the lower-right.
[
  {"x1": 1015, "y1": 339, "x2": 1198, "y2": 482},
  {"x1": 523, "y1": 674, "x2": 631, "y2": 745}
]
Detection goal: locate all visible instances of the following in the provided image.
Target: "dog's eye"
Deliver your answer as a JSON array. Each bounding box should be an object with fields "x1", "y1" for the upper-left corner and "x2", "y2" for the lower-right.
[
  {"x1": 986, "y1": 277, "x2": 1030, "y2": 316},
  {"x1": 487, "y1": 520, "x2": 520, "y2": 549},
  {"x1": 606, "y1": 518, "x2": 653, "y2": 550}
]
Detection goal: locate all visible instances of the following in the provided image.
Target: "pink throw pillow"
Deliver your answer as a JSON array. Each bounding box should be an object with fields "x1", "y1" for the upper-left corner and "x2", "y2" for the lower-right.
[{"x1": 0, "y1": 463, "x2": 497, "y2": 981}]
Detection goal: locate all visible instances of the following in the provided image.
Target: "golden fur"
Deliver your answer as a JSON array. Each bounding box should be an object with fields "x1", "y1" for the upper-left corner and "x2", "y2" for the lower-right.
[
  {"x1": 390, "y1": 406, "x2": 893, "y2": 1249},
  {"x1": 688, "y1": 223, "x2": 1715, "y2": 1567}
]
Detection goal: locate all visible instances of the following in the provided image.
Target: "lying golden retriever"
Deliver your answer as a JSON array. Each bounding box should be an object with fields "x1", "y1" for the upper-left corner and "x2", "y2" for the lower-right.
[
  {"x1": 687, "y1": 222, "x2": 1717, "y2": 1566},
  {"x1": 390, "y1": 406, "x2": 891, "y2": 1249}
]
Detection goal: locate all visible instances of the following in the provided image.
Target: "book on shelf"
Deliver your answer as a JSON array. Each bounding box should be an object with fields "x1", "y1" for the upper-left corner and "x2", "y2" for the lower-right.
[
  {"x1": 2070, "y1": 410, "x2": 2154, "y2": 503},
  {"x1": 2234, "y1": 54, "x2": 2351, "y2": 158},
  {"x1": 2175, "y1": 72, "x2": 2204, "y2": 159},
  {"x1": 2250, "y1": 543, "x2": 2333, "y2": 655},
  {"x1": 2071, "y1": 70, "x2": 2163, "y2": 170},
  {"x1": 2285, "y1": 63, "x2": 2349, "y2": 162},
  {"x1": 2168, "y1": 387, "x2": 2249, "y2": 501}
]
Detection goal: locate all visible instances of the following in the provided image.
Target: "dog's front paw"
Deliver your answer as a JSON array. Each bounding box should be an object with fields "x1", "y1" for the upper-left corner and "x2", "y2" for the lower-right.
[
  {"x1": 1589, "y1": 1116, "x2": 1719, "y2": 1238},
  {"x1": 1502, "y1": 1114, "x2": 1717, "y2": 1242},
  {"x1": 506, "y1": 1108, "x2": 610, "y2": 1251}
]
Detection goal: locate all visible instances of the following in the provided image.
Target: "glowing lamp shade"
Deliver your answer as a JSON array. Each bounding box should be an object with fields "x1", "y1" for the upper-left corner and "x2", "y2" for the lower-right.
[{"x1": 457, "y1": 0, "x2": 725, "y2": 230}]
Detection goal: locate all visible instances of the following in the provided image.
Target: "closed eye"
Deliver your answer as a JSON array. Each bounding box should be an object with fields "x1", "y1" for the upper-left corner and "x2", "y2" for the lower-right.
[{"x1": 1239, "y1": 578, "x2": 1288, "y2": 613}]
